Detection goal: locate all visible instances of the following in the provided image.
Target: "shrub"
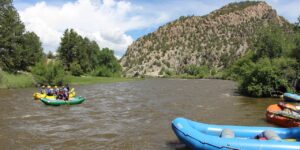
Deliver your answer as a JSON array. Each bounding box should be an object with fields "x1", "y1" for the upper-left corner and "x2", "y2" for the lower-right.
[
  {"x1": 153, "y1": 60, "x2": 161, "y2": 67},
  {"x1": 252, "y1": 25, "x2": 290, "y2": 61},
  {"x1": 224, "y1": 52, "x2": 255, "y2": 80},
  {"x1": 0, "y1": 71, "x2": 34, "y2": 88},
  {"x1": 70, "y1": 62, "x2": 83, "y2": 76},
  {"x1": 159, "y1": 67, "x2": 165, "y2": 75},
  {"x1": 31, "y1": 60, "x2": 68, "y2": 85},
  {"x1": 238, "y1": 58, "x2": 292, "y2": 97},
  {"x1": 91, "y1": 66, "x2": 121, "y2": 77},
  {"x1": 165, "y1": 70, "x2": 175, "y2": 76},
  {"x1": 183, "y1": 65, "x2": 210, "y2": 78}
]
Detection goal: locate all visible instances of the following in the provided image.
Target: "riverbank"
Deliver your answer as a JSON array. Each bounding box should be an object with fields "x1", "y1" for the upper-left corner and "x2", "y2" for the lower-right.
[
  {"x1": 0, "y1": 71, "x2": 140, "y2": 89},
  {"x1": 0, "y1": 71, "x2": 34, "y2": 89}
]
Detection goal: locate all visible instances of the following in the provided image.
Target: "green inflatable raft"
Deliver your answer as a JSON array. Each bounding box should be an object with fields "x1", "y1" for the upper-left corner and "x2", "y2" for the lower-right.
[{"x1": 40, "y1": 96, "x2": 85, "y2": 106}]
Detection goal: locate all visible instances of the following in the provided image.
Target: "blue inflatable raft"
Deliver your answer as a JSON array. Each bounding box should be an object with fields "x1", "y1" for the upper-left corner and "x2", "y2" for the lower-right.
[
  {"x1": 283, "y1": 93, "x2": 300, "y2": 102},
  {"x1": 172, "y1": 117, "x2": 300, "y2": 150}
]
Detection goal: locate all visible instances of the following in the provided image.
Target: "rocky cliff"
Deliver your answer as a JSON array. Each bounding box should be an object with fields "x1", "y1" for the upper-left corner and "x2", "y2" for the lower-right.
[{"x1": 120, "y1": 1, "x2": 290, "y2": 77}]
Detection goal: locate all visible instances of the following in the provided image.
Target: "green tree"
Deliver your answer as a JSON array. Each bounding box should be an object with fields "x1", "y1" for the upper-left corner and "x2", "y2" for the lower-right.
[
  {"x1": 0, "y1": 0, "x2": 25, "y2": 72},
  {"x1": 57, "y1": 29, "x2": 121, "y2": 77},
  {"x1": 57, "y1": 29, "x2": 103, "y2": 75},
  {"x1": 253, "y1": 26, "x2": 286, "y2": 61},
  {"x1": 239, "y1": 58, "x2": 286, "y2": 97},
  {"x1": 0, "y1": 0, "x2": 43, "y2": 72},
  {"x1": 291, "y1": 31, "x2": 300, "y2": 82},
  {"x1": 97, "y1": 48, "x2": 121, "y2": 76},
  {"x1": 237, "y1": 57, "x2": 297, "y2": 97},
  {"x1": 291, "y1": 32, "x2": 300, "y2": 61},
  {"x1": 225, "y1": 54, "x2": 255, "y2": 80},
  {"x1": 86, "y1": 40, "x2": 101, "y2": 71},
  {"x1": 76, "y1": 38, "x2": 100, "y2": 73},
  {"x1": 57, "y1": 29, "x2": 82, "y2": 71},
  {"x1": 272, "y1": 57, "x2": 298, "y2": 82},
  {"x1": 18, "y1": 32, "x2": 44, "y2": 70}
]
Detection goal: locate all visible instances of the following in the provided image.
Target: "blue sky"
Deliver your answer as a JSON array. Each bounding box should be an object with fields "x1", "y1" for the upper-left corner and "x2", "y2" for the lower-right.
[{"x1": 14, "y1": 0, "x2": 300, "y2": 58}]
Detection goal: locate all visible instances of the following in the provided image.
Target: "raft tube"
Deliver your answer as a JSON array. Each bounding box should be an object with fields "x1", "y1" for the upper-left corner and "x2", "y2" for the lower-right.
[
  {"x1": 172, "y1": 117, "x2": 300, "y2": 150},
  {"x1": 33, "y1": 93, "x2": 53, "y2": 99},
  {"x1": 40, "y1": 96, "x2": 85, "y2": 106},
  {"x1": 283, "y1": 93, "x2": 300, "y2": 102},
  {"x1": 33, "y1": 89, "x2": 76, "y2": 100}
]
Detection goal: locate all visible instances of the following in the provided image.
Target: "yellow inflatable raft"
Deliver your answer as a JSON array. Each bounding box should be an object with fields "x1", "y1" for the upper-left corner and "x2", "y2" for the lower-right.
[{"x1": 33, "y1": 88, "x2": 75, "y2": 99}]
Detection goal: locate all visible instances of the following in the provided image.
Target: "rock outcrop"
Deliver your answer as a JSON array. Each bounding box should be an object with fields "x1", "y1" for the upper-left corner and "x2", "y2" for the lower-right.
[{"x1": 120, "y1": 1, "x2": 290, "y2": 77}]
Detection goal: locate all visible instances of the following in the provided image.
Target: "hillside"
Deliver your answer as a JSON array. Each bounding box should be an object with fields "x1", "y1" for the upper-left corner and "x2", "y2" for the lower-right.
[{"x1": 120, "y1": 1, "x2": 291, "y2": 77}]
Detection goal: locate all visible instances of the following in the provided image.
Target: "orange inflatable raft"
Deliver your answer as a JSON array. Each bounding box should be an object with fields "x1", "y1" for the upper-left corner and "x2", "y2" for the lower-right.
[{"x1": 266, "y1": 103, "x2": 300, "y2": 127}]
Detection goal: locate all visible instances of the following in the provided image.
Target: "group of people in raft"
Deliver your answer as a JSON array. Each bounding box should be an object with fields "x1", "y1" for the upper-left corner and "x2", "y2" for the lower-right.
[{"x1": 40, "y1": 84, "x2": 71, "y2": 100}]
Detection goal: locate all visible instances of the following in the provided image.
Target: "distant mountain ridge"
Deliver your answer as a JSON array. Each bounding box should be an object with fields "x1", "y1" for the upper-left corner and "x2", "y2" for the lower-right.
[{"x1": 120, "y1": 1, "x2": 290, "y2": 77}]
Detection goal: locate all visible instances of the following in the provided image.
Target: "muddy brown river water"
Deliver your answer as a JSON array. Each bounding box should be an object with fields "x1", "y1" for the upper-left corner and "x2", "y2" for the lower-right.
[{"x1": 0, "y1": 79, "x2": 280, "y2": 149}]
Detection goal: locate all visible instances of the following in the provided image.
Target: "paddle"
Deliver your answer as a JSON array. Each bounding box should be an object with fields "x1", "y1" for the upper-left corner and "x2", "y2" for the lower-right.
[
  {"x1": 69, "y1": 88, "x2": 75, "y2": 95},
  {"x1": 69, "y1": 88, "x2": 74, "y2": 93}
]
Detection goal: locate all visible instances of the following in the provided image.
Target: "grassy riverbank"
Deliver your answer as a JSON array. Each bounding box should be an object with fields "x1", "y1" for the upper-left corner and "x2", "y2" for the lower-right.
[
  {"x1": 0, "y1": 71, "x2": 34, "y2": 89},
  {"x1": 0, "y1": 71, "x2": 140, "y2": 89}
]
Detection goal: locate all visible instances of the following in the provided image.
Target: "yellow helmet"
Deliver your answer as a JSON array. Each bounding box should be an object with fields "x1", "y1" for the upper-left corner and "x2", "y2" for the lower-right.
[
  {"x1": 54, "y1": 86, "x2": 58, "y2": 88},
  {"x1": 47, "y1": 85, "x2": 51, "y2": 88},
  {"x1": 42, "y1": 85, "x2": 45, "y2": 88}
]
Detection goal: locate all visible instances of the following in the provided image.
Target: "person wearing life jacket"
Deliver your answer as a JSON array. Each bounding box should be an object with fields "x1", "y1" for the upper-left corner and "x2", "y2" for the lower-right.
[
  {"x1": 56, "y1": 88, "x2": 64, "y2": 100},
  {"x1": 46, "y1": 85, "x2": 54, "y2": 96},
  {"x1": 54, "y1": 86, "x2": 59, "y2": 95},
  {"x1": 40, "y1": 85, "x2": 46, "y2": 94},
  {"x1": 63, "y1": 86, "x2": 69, "y2": 100},
  {"x1": 65, "y1": 84, "x2": 70, "y2": 92}
]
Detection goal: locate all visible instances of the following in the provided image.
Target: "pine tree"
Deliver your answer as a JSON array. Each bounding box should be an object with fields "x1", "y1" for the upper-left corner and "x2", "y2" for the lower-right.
[
  {"x1": 0, "y1": 0, "x2": 43, "y2": 72},
  {"x1": 0, "y1": 0, "x2": 25, "y2": 72},
  {"x1": 18, "y1": 32, "x2": 44, "y2": 70},
  {"x1": 57, "y1": 29, "x2": 81, "y2": 71}
]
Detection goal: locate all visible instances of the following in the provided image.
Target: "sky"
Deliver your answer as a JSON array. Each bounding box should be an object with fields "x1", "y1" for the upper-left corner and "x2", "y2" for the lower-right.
[{"x1": 14, "y1": 0, "x2": 300, "y2": 58}]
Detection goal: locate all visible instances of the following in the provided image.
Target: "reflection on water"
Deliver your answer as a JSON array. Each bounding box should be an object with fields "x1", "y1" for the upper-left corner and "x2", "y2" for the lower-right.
[{"x1": 0, "y1": 79, "x2": 279, "y2": 149}]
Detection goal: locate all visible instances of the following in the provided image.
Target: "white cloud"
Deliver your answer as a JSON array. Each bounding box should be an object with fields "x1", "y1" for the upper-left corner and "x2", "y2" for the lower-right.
[{"x1": 19, "y1": 0, "x2": 169, "y2": 57}]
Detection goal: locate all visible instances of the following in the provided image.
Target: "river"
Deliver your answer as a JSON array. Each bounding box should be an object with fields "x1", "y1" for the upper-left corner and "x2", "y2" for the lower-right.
[{"x1": 0, "y1": 79, "x2": 279, "y2": 149}]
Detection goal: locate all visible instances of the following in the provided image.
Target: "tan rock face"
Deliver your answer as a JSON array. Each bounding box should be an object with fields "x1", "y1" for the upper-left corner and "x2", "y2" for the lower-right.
[{"x1": 120, "y1": 1, "x2": 289, "y2": 77}]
